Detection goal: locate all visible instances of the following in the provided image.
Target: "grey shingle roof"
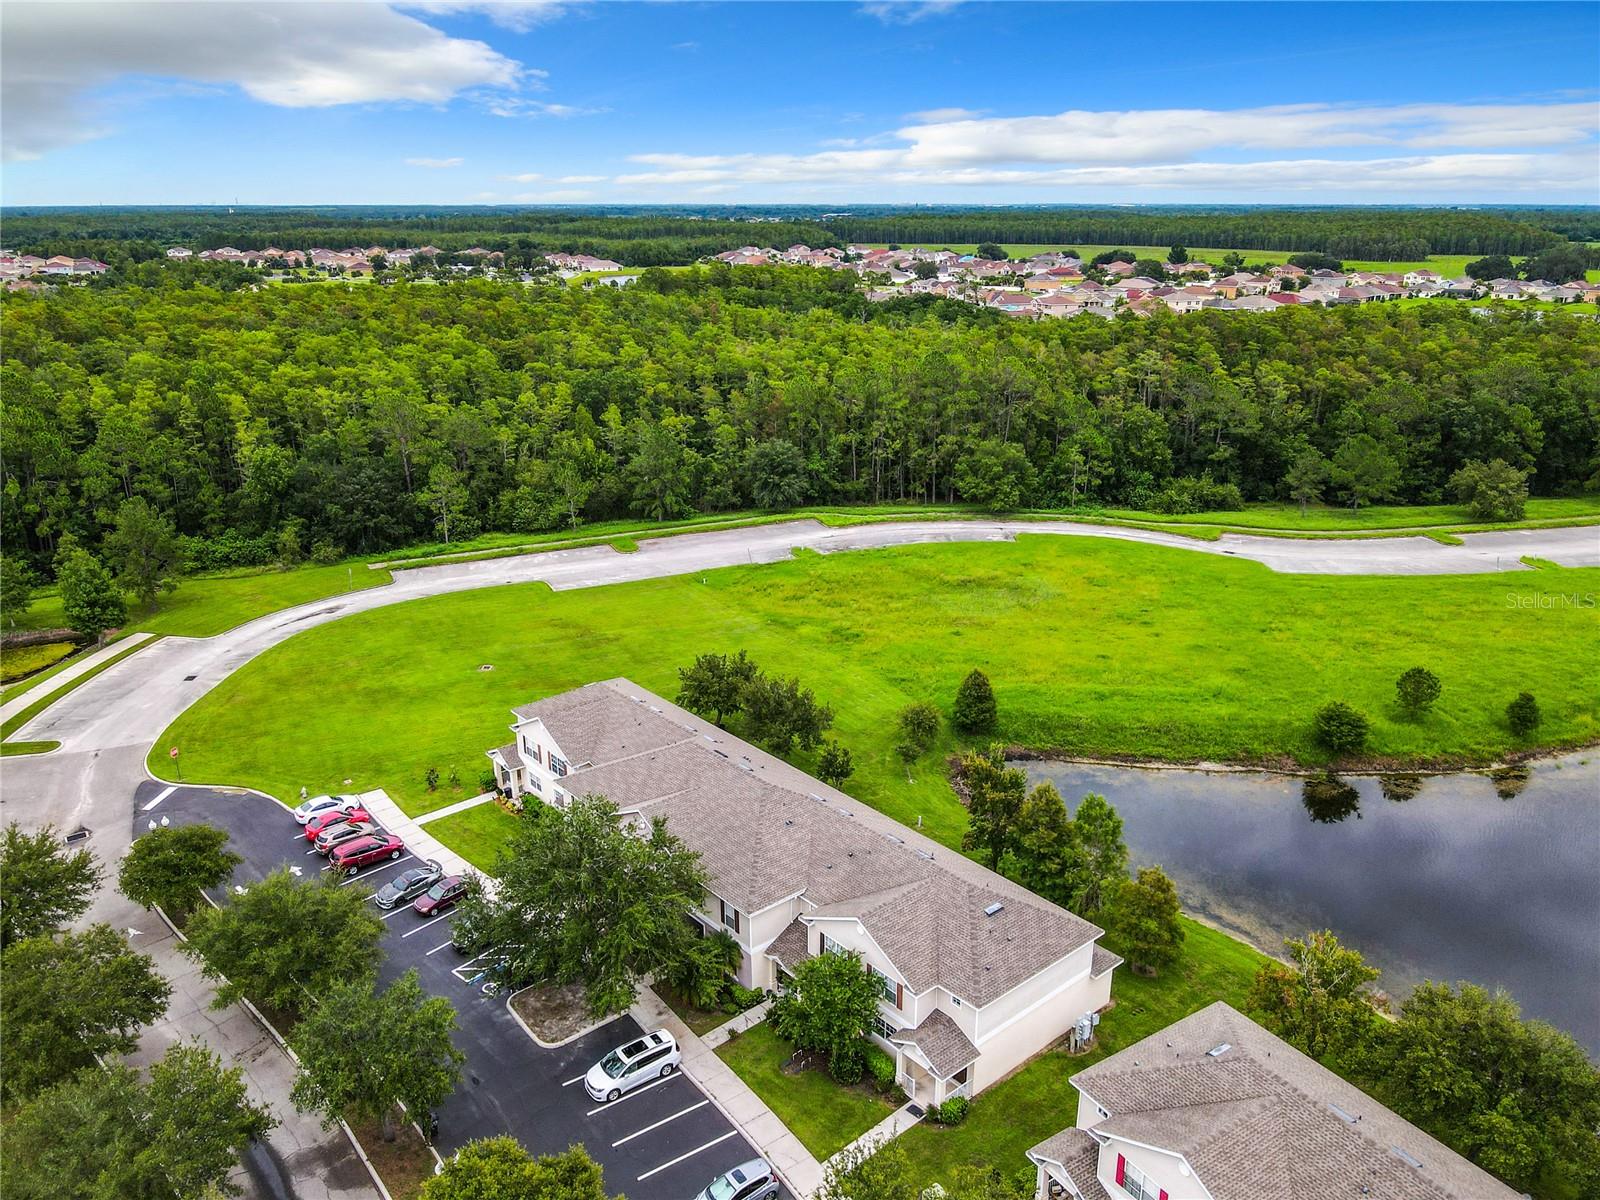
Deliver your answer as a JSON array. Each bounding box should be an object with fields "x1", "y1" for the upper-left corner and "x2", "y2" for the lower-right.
[
  {"x1": 490, "y1": 741, "x2": 523, "y2": 770},
  {"x1": 1027, "y1": 1127, "x2": 1111, "y2": 1200},
  {"x1": 1069, "y1": 1002, "x2": 1521, "y2": 1200},
  {"x1": 766, "y1": 918, "x2": 811, "y2": 973},
  {"x1": 510, "y1": 679, "x2": 1103, "y2": 1008},
  {"x1": 1091, "y1": 945, "x2": 1122, "y2": 978},
  {"x1": 890, "y1": 1008, "x2": 978, "y2": 1078}
]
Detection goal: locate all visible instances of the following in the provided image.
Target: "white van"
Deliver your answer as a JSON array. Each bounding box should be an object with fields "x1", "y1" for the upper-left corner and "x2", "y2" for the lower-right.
[{"x1": 583, "y1": 1029, "x2": 680, "y2": 1102}]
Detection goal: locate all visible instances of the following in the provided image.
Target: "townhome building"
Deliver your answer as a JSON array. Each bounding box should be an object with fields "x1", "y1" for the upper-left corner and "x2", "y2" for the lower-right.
[
  {"x1": 1027, "y1": 1002, "x2": 1520, "y2": 1200},
  {"x1": 488, "y1": 679, "x2": 1119, "y2": 1110}
]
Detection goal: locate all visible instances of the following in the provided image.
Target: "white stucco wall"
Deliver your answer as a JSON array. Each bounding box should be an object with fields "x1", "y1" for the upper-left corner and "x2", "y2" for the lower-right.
[{"x1": 1098, "y1": 1139, "x2": 1209, "y2": 1200}]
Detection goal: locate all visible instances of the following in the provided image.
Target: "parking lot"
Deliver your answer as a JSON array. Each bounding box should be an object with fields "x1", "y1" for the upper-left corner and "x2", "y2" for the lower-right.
[{"x1": 131, "y1": 782, "x2": 779, "y2": 1200}]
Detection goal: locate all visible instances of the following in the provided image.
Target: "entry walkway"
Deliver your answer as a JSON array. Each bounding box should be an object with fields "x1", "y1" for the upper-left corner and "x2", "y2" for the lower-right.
[
  {"x1": 0, "y1": 632, "x2": 154, "y2": 725},
  {"x1": 633, "y1": 987, "x2": 825, "y2": 1199},
  {"x1": 357, "y1": 788, "x2": 477, "y2": 878},
  {"x1": 822, "y1": 1103, "x2": 921, "y2": 1174},
  {"x1": 414, "y1": 790, "x2": 498, "y2": 826}
]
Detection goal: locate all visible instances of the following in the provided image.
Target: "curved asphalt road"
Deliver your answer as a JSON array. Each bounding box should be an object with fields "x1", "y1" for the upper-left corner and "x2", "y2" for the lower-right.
[{"x1": 2, "y1": 516, "x2": 1596, "y2": 1197}]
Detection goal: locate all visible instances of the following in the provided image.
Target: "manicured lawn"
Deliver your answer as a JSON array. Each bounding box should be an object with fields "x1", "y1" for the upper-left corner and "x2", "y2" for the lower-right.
[
  {"x1": 149, "y1": 538, "x2": 1600, "y2": 825},
  {"x1": 716, "y1": 1021, "x2": 899, "y2": 1160},
  {"x1": 897, "y1": 918, "x2": 1265, "y2": 1185},
  {"x1": 421, "y1": 802, "x2": 520, "y2": 867},
  {"x1": 0, "y1": 640, "x2": 77, "y2": 683},
  {"x1": 1103, "y1": 496, "x2": 1600, "y2": 532}
]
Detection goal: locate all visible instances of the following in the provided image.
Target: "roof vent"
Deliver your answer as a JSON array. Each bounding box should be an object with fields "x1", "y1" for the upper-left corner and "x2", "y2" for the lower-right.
[
  {"x1": 1391, "y1": 1147, "x2": 1423, "y2": 1170},
  {"x1": 1205, "y1": 1043, "x2": 1232, "y2": 1057},
  {"x1": 649, "y1": 705, "x2": 663, "y2": 713},
  {"x1": 984, "y1": 902, "x2": 1004, "y2": 917},
  {"x1": 736, "y1": 761, "x2": 753, "y2": 773},
  {"x1": 1329, "y1": 1103, "x2": 1359, "y2": 1124}
]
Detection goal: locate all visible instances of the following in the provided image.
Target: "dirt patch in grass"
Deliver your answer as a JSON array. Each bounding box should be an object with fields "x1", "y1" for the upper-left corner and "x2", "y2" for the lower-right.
[
  {"x1": 348, "y1": 1111, "x2": 435, "y2": 1200},
  {"x1": 511, "y1": 981, "x2": 605, "y2": 1043}
]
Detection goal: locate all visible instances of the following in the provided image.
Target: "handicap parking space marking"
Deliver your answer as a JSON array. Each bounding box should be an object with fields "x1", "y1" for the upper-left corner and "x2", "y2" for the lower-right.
[
  {"x1": 401, "y1": 911, "x2": 454, "y2": 938},
  {"x1": 585, "y1": 1072, "x2": 682, "y2": 1117},
  {"x1": 339, "y1": 854, "x2": 413, "y2": 886},
  {"x1": 611, "y1": 1099, "x2": 708, "y2": 1147},
  {"x1": 424, "y1": 939, "x2": 456, "y2": 956},
  {"x1": 141, "y1": 786, "x2": 178, "y2": 812},
  {"x1": 636, "y1": 1130, "x2": 738, "y2": 1181}
]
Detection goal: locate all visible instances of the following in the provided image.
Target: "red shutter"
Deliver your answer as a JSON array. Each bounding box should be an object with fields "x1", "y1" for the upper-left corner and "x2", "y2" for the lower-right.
[
  {"x1": 895, "y1": 982, "x2": 903, "y2": 1010},
  {"x1": 1115, "y1": 1155, "x2": 1126, "y2": 1186},
  {"x1": 1159, "y1": 1192, "x2": 1168, "y2": 1200}
]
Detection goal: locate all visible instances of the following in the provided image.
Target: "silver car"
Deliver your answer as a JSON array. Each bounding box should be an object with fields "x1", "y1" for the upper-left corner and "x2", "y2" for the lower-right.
[
  {"x1": 373, "y1": 860, "x2": 444, "y2": 909},
  {"x1": 696, "y1": 1159, "x2": 780, "y2": 1200},
  {"x1": 583, "y1": 1029, "x2": 679, "y2": 1102}
]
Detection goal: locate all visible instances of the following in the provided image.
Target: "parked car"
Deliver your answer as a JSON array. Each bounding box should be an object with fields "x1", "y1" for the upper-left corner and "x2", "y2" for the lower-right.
[
  {"x1": 329, "y1": 833, "x2": 405, "y2": 875},
  {"x1": 583, "y1": 1030, "x2": 679, "y2": 1102},
  {"x1": 411, "y1": 875, "x2": 468, "y2": 916},
  {"x1": 314, "y1": 818, "x2": 379, "y2": 855},
  {"x1": 305, "y1": 806, "x2": 372, "y2": 841},
  {"x1": 291, "y1": 793, "x2": 361, "y2": 825},
  {"x1": 373, "y1": 860, "x2": 444, "y2": 909},
  {"x1": 695, "y1": 1160, "x2": 780, "y2": 1200}
]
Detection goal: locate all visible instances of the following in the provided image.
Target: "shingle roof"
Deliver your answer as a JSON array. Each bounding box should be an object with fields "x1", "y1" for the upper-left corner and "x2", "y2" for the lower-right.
[
  {"x1": 890, "y1": 1008, "x2": 979, "y2": 1078},
  {"x1": 491, "y1": 741, "x2": 523, "y2": 770},
  {"x1": 510, "y1": 679, "x2": 1103, "y2": 1007},
  {"x1": 1091, "y1": 945, "x2": 1122, "y2": 978},
  {"x1": 1027, "y1": 1127, "x2": 1112, "y2": 1200},
  {"x1": 767, "y1": 918, "x2": 812, "y2": 973},
  {"x1": 1069, "y1": 1002, "x2": 1521, "y2": 1200}
]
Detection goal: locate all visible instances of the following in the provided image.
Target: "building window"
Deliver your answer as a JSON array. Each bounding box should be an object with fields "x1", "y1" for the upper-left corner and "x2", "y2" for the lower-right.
[
  {"x1": 720, "y1": 898, "x2": 740, "y2": 934},
  {"x1": 821, "y1": 934, "x2": 844, "y2": 957},
  {"x1": 872, "y1": 1015, "x2": 896, "y2": 1040},
  {"x1": 951, "y1": 995, "x2": 963, "y2": 1008},
  {"x1": 1120, "y1": 1159, "x2": 1160, "y2": 1200},
  {"x1": 869, "y1": 964, "x2": 897, "y2": 1007},
  {"x1": 549, "y1": 755, "x2": 568, "y2": 778},
  {"x1": 528, "y1": 775, "x2": 542, "y2": 794}
]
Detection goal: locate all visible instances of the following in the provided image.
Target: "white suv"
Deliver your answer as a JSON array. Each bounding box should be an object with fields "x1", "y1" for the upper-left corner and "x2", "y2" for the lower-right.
[{"x1": 583, "y1": 1029, "x2": 679, "y2": 1102}]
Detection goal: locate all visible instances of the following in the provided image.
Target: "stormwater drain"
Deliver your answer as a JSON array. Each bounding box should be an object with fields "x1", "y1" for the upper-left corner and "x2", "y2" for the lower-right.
[
  {"x1": 183, "y1": 674, "x2": 198, "y2": 681},
  {"x1": 478, "y1": 664, "x2": 494, "y2": 672},
  {"x1": 64, "y1": 826, "x2": 91, "y2": 845}
]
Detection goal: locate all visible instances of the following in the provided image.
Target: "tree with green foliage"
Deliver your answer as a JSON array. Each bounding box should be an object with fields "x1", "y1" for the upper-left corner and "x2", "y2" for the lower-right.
[
  {"x1": 0, "y1": 821, "x2": 103, "y2": 948},
  {"x1": 815, "y1": 739, "x2": 854, "y2": 788},
  {"x1": 421, "y1": 1139, "x2": 612, "y2": 1200},
  {"x1": 662, "y1": 928, "x2": 743, "y2": 1010},
  {"x1": 745, "y1": 438, "x2": 809, "y2": 510},
  {"x1": 104, "y1": 496, "x2": 181, "y2": 609},
  {"x1": 1287, "y1": 252, "x2": 1344, "y2": 271},
  {"x1": 118, "y1": 822, "x2": 242, "y2": 918},
  {"x1": 1065, "y1": 792, "x2": 1128, "y2": 916},
  {"x1": 1315, "y1": 701, "x2": 1370, "y2": 754},
  {"x1": 181, "y1": 867, "x2": 385, "y2": 1017},
  {"x1": 954, "y1": 439, "x2": 1029, "y2": 511},
  {"x1": 1132, "y1": 258, "x2": 1168, "y2": 281},
  {"x1": 291, "y1": 969, "x2": 465, "y2": 1142},
  {"x1": 1465, "y1": 253, "x2": 1516, "y2": 281},
  {"x1": 55, "y1": 540, "x2": 127, "y2": 641},
  {"x1": 1395, "y1": 667, "x2": 1442, "y2": 718},
  {"x1": 1449, "y1": 458, "x2": 1528, "y2": 521},
  {"x1": 1, "y1": 924, "x2": 171, "y2": 1102},
  {"x1": 1103, "y1": 866, "x2": 1185, "y2": 975},
  {"x1": 816, "y1": 1137, "x2": 915, "y2": 1200},
  {"x1": 1167, "y1": 245, "x2": 1189, "y2": 264},
  {"x1": 952, "y1": 668, "x2": 998, "y2": 734},
  {"x1": 420, "y1": 462, "x2": 471, "y2": 543},
  {"x1": 1091, "y1": 248, "x2": 1135, "y2": 266},
  {"x1": 1519, "y1": 242, "x2": 1590, "y2": 283},
  {"x1": 741, "y1": 671, "x2": 834, "y2": 754},
  {"x1": 1506, "y1": 691, "x2": 1541, "y2": 737},
  {"x1": 958, "y1": 744, "x2": 1028, "y2": 870},
  {"x1": 676, "y1": 649, "x2": 758, "y2": 727},
  {"x1": 912, "y1": 259, "x2": 939, "y2": 280},
  {"x1": 1009, "y1": 781, "x2": 1076, "y2": 903},
  {"x1": 975, "y1": 242, "x2": 1007, "y2": 261},
  {"x1": 482, "y1": 795, "x2": 709, "y2": 1017},
  {"x1": 771, "y1": 945, "x2": 884, "y2": 1083},
  {"x1": 1330, "y1": 434, "x2": 1401, "y2": 509},
  {"x1": 1362, "y1": 982, "x2": 1600, "y2": 1198},
  {"x1": 626, "y1": 417, "x2": 698, "y2": 521},
  {"x1": 1284, "y1": 448, "x2": 1329, "y2": 516},
  {"x1": 0, "y1": 553, "x2": 35, "y2": 628},
  {"x1": 2, "y1": 1044, "x2": 274, "y2": 1200},
  {"x1": 895, "y1": 701, "x2": 940, "y2": 764},
  {"x1": 1247, "y1": 929, "x2": 1384, "y2": 1063}
]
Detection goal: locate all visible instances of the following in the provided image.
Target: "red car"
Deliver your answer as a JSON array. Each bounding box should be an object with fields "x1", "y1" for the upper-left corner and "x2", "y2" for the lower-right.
[
  {"x1": 411, "y1": 875, "x2": 469, "y2": 916},
  {"x1": 329, "y1": 833, "x2": 405, "y2": 875},
  {"x1": 304, "y1": 806, "x2": 372, "y2": 841}
]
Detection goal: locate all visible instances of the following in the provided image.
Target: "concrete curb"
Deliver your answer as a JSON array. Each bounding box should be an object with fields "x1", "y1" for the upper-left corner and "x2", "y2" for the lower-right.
[{"x1": 504, "y1": 985, "x2": 621, "y2": 1049}]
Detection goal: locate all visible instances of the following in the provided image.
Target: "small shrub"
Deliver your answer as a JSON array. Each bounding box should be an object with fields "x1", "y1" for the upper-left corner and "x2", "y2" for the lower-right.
[
  {"x1": 865, "y1": 1043, "x2": 897, "y2": 1092},
  {"x1": 932, "y1": 1096, "x2": 970, "y2": 1125},
  {"x1": 828, "y1": 1041, "x2": 865, "y2": 1085},
  {"x1": 816, "y1": 739, "x2": 854, "y2": 788},
  {"x1": 425, "y1": 767, "x2": 440, "y2": 792},
  {"x1": 896, "y1": 702, "x2": 940, "y2": 762},
  {"x1": 310, "y1": 539, "x2": 342, "y2": 565},
  {"x1": 478, "y1": 768, "x2": 499, "y2": 793},
  {"x1": 1506, "y1": 692, "x2": 1541, "y2": 737},
  {"x1": 1315, "y1": 701, "x2": 1369, "y2": 754},
  {"x1": 726, "y1": 983, "x2": 765, "y2": 1013},
  {"x1": 1395, "y1": 667, "x2": 1442, "y2": 717},
  {"x1": 447, "y1": 767, "x2": 461, "y2": 791},
  {"x1": 952, "y1": 669, "x2": 998, "y2": 735}
]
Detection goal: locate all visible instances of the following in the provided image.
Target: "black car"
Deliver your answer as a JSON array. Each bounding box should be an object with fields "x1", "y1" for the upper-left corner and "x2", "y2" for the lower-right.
[{"x1": 373, "y1": 860, "x2": 444, "y2": 909}]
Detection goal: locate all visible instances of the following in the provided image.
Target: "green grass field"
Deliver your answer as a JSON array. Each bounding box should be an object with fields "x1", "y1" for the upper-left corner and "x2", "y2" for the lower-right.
[
  {"x1": 148, "y1": 538, "x2": 1600, "y2": 828},
  {"x1": 0, "y1": 640, "x2": 77, "y2": 684},
  {"x1": 1104, "y1": 496, "x2": 1600, "y2": 531}
]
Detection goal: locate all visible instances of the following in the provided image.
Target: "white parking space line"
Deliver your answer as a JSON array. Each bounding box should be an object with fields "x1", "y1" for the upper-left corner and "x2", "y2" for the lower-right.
[
  {"x1": 339, "y1": 854, "x2": 413, "y2": 886},
  {"x1": 612, "y1": 1100, "x2": 708, "y2": 1146},
  {"x1": 142, "y1": 786, "x2": 177, "y2": 812},
  {"x1": 561, "y1": 1074, "x2": 586, "y2": 1088},
  {"x1": 379, "y1": 905, "x2": 416, "y2": 920},
  {"x1": 585, "y1": 1072, "x2": 680, "y2": 1116},
  {"x1": 401, "y1": 912, "x2": 453, "y2": 938},
  {"x1": 637, "y1": 1130, "x2": 737, "y2": 1181},
  {"x1": 424, "y1": 939, "x2": 455, "y2": 955}
]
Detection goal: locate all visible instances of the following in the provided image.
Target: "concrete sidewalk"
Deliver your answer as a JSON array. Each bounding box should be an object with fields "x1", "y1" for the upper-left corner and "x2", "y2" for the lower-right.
[
  {"x1": 823, "y1": 1103, "x2": 921, "y2": 1173},
  {"x1": 633, "y1": 987, "x2": 824, "y2": 1199},
  {"x1": 0, "y1": 632, "x2": 153, "y2": 726},
  {"x1": 358, "y1": 788, "x2": 478, "y2": 878},
  {"x1": 414, "y1": 790, "x2": 497, "y2": 826}
]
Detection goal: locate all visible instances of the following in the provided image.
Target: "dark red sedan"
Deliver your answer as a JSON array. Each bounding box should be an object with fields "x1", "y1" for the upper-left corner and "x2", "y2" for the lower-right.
[
  {"x1": 329, "y1": 833, "x2": 405, "y2": 875},
  {"x1": 411, "y1": 875, "x2": 468, "y2": 916}
]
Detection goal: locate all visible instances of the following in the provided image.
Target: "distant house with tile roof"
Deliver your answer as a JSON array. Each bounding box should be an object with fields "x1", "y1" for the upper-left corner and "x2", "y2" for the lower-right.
[
  {"x1": 489, "y1": 679, "x2": 1118, "y2": 1108},
  {"x1": 1027, "y1": 1002, "x2": 1520, "y2": 1200}
]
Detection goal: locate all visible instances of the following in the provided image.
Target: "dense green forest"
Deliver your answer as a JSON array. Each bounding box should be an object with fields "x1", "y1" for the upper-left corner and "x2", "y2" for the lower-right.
[
  {"x1": 3, "y1": 266, "x2": 1597, "y2": 575},
  {"x1": 5, "y1": 205, "x2": 1595, "y2": 268}
]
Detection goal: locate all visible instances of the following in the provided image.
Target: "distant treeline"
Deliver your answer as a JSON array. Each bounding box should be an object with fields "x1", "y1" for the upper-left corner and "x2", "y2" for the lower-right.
[{"x1": 4, "y1": 266, "x2": 1596, "y2": 575}]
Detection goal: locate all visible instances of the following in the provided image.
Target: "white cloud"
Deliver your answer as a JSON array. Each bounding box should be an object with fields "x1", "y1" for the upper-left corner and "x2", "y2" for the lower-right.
[
  {"x1": 405, "y1": 2, "x2": 578, "y2": 33},
  {"x1": 614, "y1": 100, "x2": 1599, "y2": 198},
  {"x1": 904, "y1": 107, "x2": 983, "y2": 123},
  {"x1": 406, "y1": 156, "x2": 464, "y2": 168},
  {"x1": 557, "y1": 174, "x2": 606, "y2": 183},
  {"x1": 486, "y1": 98, "x2": 608, "y2": 118},
  {"x1": 1, "y1": 1, "x2": 527, "y2": 161},
  {"x1": 859, "y1": 1, "x2": 965, "y2": 24},
  {"x1": 502, "y1": 172, "x2": 544, "y2": 182}
]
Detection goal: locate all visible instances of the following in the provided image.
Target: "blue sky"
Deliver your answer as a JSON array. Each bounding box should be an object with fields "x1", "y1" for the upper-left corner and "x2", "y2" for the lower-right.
[{"x1": 3, "y1": 1, "x2": 1597, "y2": 205}]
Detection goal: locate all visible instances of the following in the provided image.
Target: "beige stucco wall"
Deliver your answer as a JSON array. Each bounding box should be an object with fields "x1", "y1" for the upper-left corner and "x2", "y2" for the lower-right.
[{"x1": 1097, "y1": 1139, "x2": 1210, "y2": 1200}]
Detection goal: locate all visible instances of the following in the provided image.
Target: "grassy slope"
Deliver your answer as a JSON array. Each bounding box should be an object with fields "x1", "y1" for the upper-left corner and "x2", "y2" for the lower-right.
[
  {"x1": 148, "y1": 539, "x2": 1600, "y2": 825},
  {"x1": 1102, "y1": 496, "x2": 1600, "y2": 531},
  {"x1": 0, "y1": 640, "x2": 77, "y2": 684}
]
